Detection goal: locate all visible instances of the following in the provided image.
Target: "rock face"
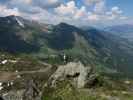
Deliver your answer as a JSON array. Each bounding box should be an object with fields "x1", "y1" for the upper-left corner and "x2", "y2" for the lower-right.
[
  {"x1": 2, "y1": 90, "x2": 24, "y2": 100},
  {"x1": 22, "y1": 80, "x2": 41, "y2": 100},
  {"x1": 2, "y1": 80, "x2": 41, "y2": 100},
  {"x1": 48, "y1": 62, "x2": 92, "y2": 88}
]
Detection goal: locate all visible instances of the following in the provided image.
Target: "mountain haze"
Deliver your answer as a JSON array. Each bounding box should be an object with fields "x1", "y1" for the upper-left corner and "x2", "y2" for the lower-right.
[{"x1": 105, "y1": 24, "x2": 133, "y2": 42}]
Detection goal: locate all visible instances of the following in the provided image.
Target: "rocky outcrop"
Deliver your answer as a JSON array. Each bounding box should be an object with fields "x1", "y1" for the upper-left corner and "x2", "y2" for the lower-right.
[
  {"x1": 2, "y1": 90, "x2": 24, "y2": 100},
  {"x1": 2, "y1": 80, "x2": 41, "y2": 100},
  {"x1": 22, "y1": 80, "x2": 41, "y2": 100},
  {"x1": 48, "y1": 62, "x2": 93, "y2": 88}
]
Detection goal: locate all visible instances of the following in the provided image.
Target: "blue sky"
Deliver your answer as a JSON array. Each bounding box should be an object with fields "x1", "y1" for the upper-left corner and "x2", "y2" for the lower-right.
[
  {"x1": 0, "y1": 0, "x2": 132, "y2": 26},
  {"x1": 107, "y1": 0, "x2": 133, "y2": 17},
  {"x1": 72, "y1": 0, "x2": 133, "y2": 17}
]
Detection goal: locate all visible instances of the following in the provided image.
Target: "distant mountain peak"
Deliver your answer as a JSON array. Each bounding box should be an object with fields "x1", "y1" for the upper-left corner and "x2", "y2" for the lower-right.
[
  {"x1": 5, "y1": 15, "x2": 16, "y2": 18},
  {"x1": 3, "y1": 15, "x2": 21, "y2": 20},
  {"x1": 57, "y1": 22, "x2": 75, "y2": 28},
  {"x1": 58, "y1": 22, "x2": 69, "y2": 25},
  {"x1": 0, "y1": 15, "x2": 26, "y2": 28}
]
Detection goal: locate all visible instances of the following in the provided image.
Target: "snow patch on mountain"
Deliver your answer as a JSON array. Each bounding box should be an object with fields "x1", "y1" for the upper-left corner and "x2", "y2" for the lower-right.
[{"x1": 15, "y1": 17, "x2": 25, "y2": 28}]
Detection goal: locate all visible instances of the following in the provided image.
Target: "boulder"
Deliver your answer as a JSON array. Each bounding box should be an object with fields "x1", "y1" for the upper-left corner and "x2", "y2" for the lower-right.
[{"x1": 48, "y1": 62, "x2": 92, "y2": 88}]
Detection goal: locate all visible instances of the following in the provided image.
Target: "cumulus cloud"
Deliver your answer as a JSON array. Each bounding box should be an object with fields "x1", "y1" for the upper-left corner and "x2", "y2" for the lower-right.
[
  {"x1": 55, "y1": 1, "x2": 76, "y2": 16},
  {"x1": 111, "y1": 7, "x2": 123, "y2": 15},
  {"x1": 94, "y1": 0, "x2": 105, "y2": 14},
  {"x1": 83, "y1": 0, "x2": 103, "y2": 6},
  {"x1": 9, "y1": 0, "x2": 39, "y2": 14},
  {"x1": 54, "y1": 0, "x2": 125, "y2": 22},
  {"x1": 0, "y1": 0, "x2": 128, "y2": 26},
  {"x1": 88, "y1": 13, "x2": 99, "y2": 20},
  {"x1": 6, "y1": 0, "x2": 62, "y2": 14},
  {"x1": 106, "y1": 6, "x2": 124, "y2": 20},
  {"x1": 33, "y1": 0, "x2": 61, "y2": 9},
  {"x1": 0, "y1": 5, "x2": 20, "y2": 16},
  {"x1": 74, "y1": 6, "x2": 88, "y2": 19},
  {"x1": 14, "y1": 0, "x2": 32, "y2": 4}
]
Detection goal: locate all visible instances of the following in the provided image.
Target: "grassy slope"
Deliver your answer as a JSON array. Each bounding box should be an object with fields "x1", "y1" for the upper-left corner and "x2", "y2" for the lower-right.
[{"x1": 42, "y1": 79, "x2": 133, "y2": 100}]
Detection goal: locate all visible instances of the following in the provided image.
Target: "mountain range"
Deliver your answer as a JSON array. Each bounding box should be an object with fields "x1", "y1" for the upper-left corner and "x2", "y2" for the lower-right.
[
  {"x1": 0, "y1": 15, "x2": 133, "y2": 78},
  {"x1": 105, "y1": 24, "x2": 133, "y2": 42}
]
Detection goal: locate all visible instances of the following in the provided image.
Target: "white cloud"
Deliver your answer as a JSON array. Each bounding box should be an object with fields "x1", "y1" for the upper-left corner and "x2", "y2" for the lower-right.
[
  {"x1": 94, "y1": 0, "x2": 105, "y2": 14},
  {"x1": 9, "y1": 0, "x2": 38, "y2": 14},
  {"x1": 74, "y1": 6, "x2": 88, "y2": 19},
  {"x1": 111, "y1": 6, "x2": 123, "y2": 15},
  {"x1": 55, "y1": 1, "x2": 89, "y2": 20},
  {"x1": 82, "y1": 0, "x2": 106, "y2": 14},
  {"x1": 11, "y1": 0, "x2": 61, "y2": 8},
  {"x1": 54, "y1": 0, "x2": 125, "y2": 22},
  {"x1": 0, "y1": 0, "x2": 128, "y2": 26},
  {"x1": 8, "y1": 0, "x2": 62, "y2": 14},
  {"x1": 83, "y1": 0, "x2": 104, "y2": 6},
  {"x1": 32, "y1": 0, "x2": 62, "y2": 9},
  {"x1": 0, "y1": 5, "x2": 20, "y2": 16},
  {"x1": 15, "y1": 0, "x2": 32, "y2": 4},
  {"x1": 88, "y1": 13, "x2": 99, "y2": 20},
  {"x1": 106, "y1": 6, "x2": 124, "y2": 20},
  {"x1": 82, "y1": 0, "x2": 126, "y2": 22},
  {"x1": 55, "y1": 1, "x2": 77, "y2": 16}
]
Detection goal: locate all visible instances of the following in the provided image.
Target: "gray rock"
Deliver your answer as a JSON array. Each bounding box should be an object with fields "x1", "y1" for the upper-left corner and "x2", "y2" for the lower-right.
[
  {"x1": 2, "y1": 90, "x2": 24, "y2": 100},
  {"x1": 2, "y1": 80, "x2": 41, "y2": 100},
  {"x1": 48, "y1": 62, "x2": 92, "y2": 88},
  {"x1": 22, "y1": 80, "x2": 41, "y2": 100}
]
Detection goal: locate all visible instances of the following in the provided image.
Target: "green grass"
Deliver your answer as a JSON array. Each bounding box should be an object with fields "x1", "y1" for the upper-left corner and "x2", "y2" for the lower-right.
[
  {"x1": 42, "y1": 81, "x2": 106, "y2": 100},
  {"x1": 41, "y1": 74, "x2": 133, "y2": 100},
  {"x1": 0, "y1": 53, "x2": 47, "y2": 71}
]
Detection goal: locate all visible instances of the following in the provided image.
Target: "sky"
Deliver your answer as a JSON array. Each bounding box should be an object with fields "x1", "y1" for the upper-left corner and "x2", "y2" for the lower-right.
[
  {"x1": 0, "y1": 0, "x2": 132, "y2": 26},
  {"x1": 107, "y1": 0, "x2": 133, "y2": 17}
]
